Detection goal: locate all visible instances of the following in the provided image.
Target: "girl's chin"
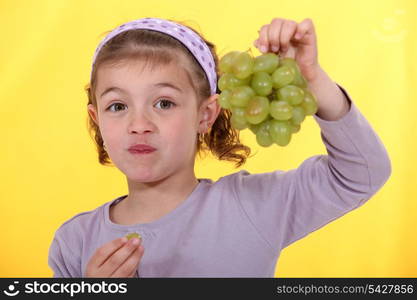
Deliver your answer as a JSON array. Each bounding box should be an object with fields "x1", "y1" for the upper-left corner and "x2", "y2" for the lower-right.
[
  {"x1": 126, "y1": 172, "x2": 154, "y2": 181},
  {"x1": 124, "y1": 169, "x2": 161, "y2": 183}
]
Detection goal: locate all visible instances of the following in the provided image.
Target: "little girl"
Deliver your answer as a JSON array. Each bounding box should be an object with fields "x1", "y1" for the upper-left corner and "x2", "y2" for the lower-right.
[{"x1": 48, "y1": 17, "x2": 391, "y2": 277}]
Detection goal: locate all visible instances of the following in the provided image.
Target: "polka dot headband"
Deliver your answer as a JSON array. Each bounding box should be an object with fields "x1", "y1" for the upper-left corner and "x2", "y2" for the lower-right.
[{"x1": 91, "y1": 17, "x2": 217, "y2": 95}]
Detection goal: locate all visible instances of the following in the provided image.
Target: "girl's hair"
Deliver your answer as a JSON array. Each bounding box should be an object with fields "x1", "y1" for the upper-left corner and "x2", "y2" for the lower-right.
[{"x1": 85, "y1": 19, "x2": 252, "y2": 168}]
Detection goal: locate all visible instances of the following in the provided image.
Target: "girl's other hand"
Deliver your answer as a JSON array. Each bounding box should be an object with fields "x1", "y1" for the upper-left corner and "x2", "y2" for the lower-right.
[
  {"x1": 253, "y1": 18, "x2": 321, "y2": 82},
  {"x1": 85, "y1": 237, "x2": 144, "y2": 278}
]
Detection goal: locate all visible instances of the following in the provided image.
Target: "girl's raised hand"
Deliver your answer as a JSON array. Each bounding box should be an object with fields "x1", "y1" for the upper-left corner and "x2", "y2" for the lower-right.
[
  {"x1": 85, "y1": 237, "x2": 144, "y2": 278},
  {"x1": 253, "y1": 18, "x2": 321, "y2": 83}
]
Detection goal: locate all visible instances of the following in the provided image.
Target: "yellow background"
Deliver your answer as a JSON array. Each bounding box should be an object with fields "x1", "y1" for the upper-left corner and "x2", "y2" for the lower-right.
[{"x1": 1, "y1": 0, "x2": 416, "y2": 277}]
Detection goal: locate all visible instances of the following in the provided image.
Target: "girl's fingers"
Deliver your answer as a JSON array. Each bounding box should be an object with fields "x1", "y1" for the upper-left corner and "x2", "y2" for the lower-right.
[
  {"x1": 128, "y1": 268, "x2": 138, "y2": 278},
  {"x1": 110, "y1": 245, "x2": 144, "y2": 278},
  {"x1": 279, "y1": 20, "x2": 298, "y2": 53},
  {"x1": 257, "y1": 24, "x2": 270, "y2": 53},
  {"x1": 254, "y1": 17, "x2": 317, "y2": 57},
  {"x1": 293, "y1": 18, "x2": 316, "y2": 44},
  {"x1": 89, "y1": 237, "x2": 128, "y2": 269},
  {"x1": 268, "y1": 18, "x2": 284, "y2": 53},
  {"x1": 282, "y1": 45, "x2": 296, "y2": 59},
  {"x1": 99, "y1": 238, "x2": 141, "y2": 276}
]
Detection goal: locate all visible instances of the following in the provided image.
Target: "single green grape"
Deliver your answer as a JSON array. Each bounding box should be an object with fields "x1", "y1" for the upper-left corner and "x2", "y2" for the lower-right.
[
  {"x1": 230, "y1": 86, "x2": 255, "y2": 107},
  {"x1": 231, "y1": 113, "x2": 249, "y2": 130},
  {"x1": 279, "y1": 57, "x2": 298, "y2": 70},
  {"x1": 232, "y1": 52, "x2": 254, "y2": 79},
  {"x1": 256, "y1": 120, "x2": 274, "y2": 147},
  {"x1": 125, "y1": 232, "x2": 141, "y2": 240},
  {"x1": 218, "y1": 73, "x2": 250, "y2": 91},
  {"x1": 269, "y1": 119, "x2": 292, "y2": 146},
  {"x1": 251, "y1": 72, "x2": 273, "y2": 96},
  {"x1": 219, "y1": 51, "x2": 240, "y2": 74},
  {"x1": 293, "y1": 71, "x2": 308, "y2": 88},
  {"x1": 301, "y1": 89, "x2": 318, "y2": 115},
  {"x1": 290, "y1": 123, "x2": 301, "y2": 134},
  {"x1": 248, "y1": 122, "x2": 263, "y2": 135},
  {"x1": 279, "y1": 57, "x2": 307, "y2": 88},
  {"x1": 231, "y1": 105, "x2": 246, "y2": 119},
  {"x1": 275, "y1": 89, "x2": 290, "y2": 104},
  {"x1": 253, "y1": 53, "x2": 279, "y2": 74},
  {"x1": 244, "y1": 96, "x2": 270, "y2": 124},
  {"x1": 272, "y1": 65, "x2": 296, "y2": 89},
  {"x1": 218, "y1": 73, "x2": 232, "y2": 91},
  {"x1": 218, "y1": 89, "x2": 232, "y2": 109},
  {"x1": 291, "y1": 106, "x2": 306, "y2": 125},
  {"x1": 277, "y1": 85, "x2": 305, "y2": 105},
  {"x1": 270, "y1": 100, "x2": 293, "y2": 121},
  {"x1": 230, "y1": 105, "x2": 248, "y2": 130}
]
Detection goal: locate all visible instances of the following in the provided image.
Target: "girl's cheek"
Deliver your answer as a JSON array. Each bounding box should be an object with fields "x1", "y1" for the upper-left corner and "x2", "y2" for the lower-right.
[{"x1": 100, "y1": 123, "x2": 119, "y2": 143}]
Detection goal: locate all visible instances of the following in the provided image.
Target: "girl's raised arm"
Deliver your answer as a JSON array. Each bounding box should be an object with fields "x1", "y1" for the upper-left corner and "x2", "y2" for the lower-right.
[{"x1": 230, "y1": 84, "x2": 391, "y2": 253}]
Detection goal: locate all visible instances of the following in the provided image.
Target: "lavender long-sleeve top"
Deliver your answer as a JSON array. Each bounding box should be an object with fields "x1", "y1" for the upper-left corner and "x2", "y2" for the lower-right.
[{"x1": 48, "y1": 84, "x2": 391, "y2": 277}]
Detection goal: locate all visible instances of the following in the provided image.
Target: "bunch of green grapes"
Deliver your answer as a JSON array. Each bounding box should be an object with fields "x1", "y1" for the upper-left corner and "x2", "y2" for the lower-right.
[{"x1": 217, "y1": 50, "x2": 318, "y2": 147}]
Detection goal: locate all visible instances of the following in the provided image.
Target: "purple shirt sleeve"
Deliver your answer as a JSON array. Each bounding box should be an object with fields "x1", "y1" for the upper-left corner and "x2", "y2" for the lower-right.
[
  {"x1": 48, "y1": 226, "x2": 82, "y2": 277},
  {"x1": 231, "y1": 84, "x2": 391, "y2": 252}
]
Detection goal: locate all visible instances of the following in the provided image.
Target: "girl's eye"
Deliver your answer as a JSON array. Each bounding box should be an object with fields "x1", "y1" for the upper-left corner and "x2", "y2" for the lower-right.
[
  {"x1": 155, "y1": 98, "x2": 176, "y2": 110},
  {"x1": 106, "y1": 103, "x2": 126, "y2": 112}
]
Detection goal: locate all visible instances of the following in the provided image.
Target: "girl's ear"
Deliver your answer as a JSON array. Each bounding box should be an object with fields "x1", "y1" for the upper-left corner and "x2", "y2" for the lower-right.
[
  {"x1": 198, "y1": 94, "x2": 221, "y2": 133},
  {"x1": 87, "y1": 104, "x2": 99, "y2": 126}
]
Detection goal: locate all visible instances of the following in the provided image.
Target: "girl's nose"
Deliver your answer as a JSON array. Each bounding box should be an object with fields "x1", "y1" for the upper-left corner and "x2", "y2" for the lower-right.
[{"x1": 127, "y1": 110, "x2": 156, "y2": 134}]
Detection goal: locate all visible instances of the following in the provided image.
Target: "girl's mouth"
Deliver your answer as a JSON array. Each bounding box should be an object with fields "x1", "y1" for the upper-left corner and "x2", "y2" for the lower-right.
[{"x1": 128, "y1": 149, "x2": 156, "y2": 155}]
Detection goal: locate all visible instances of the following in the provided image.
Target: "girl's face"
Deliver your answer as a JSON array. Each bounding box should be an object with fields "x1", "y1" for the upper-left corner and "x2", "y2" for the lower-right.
[{"x1": 88, "y1": 58, "x2": 208, "y2": 183}]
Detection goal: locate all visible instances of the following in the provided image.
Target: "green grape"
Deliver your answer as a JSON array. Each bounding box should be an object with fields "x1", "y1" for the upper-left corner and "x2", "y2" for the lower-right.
[
  {"x1": 125, "y1": 232, "x2": 141, "y2": 240},
  {"x1": 251, "y1": 72, "x2": 273, "y2": 96},
  {"x1": 231, "y1": 106, "x2": 247, "y2": 121},
  {"x1": 270, "y1": 100, "x2": 293, "y2": 120},
  {"x1": 279, "y1": 57, "x2": 307, "y2": 88},
  {"x1": 277, "y1": 85, "x2": 305, "y2": 105},
  {"x1": 290, "y1": 123, "x2": 301, "y2": 133},
  {"x1": 253, "y1": 53, "x2": 279, "y2": 74},
  {"x1": 293, "y1": 71, "x2": 308, "y2": 88},
  {"x1": 239, "y1": 74, "x2": 252, "y2": 86},
  {"x1": 231, "y1": 106, "x2": 248, "y2": 130},
  {"x1": 248, "y1": 122, "x2": 263, "y2": 135},
  {"x1": 232, "y1": 52, "x2": 254, "y2": 79},
  {"x1": 244, "y1": 96, "x2": 270, "y2": 124},
  {"x1": 256, "y1": 120, "x2": 274, "y2": 147},
  {"x1": 218, "y1": 73, "x2": 232, "y2": 91},
  {"x1": 269, "y1": 119, "x2": 292, "y2": 146},
  {"x1": 279, "y1": 57, "x2": 298, "y2": 70},
  {"x1": 230, "y1": 86, "x2": 255, "y2": 107},
  {"x1": 219, "y1": 51, "x2": 240, "y2": 74},
  {"x1": 275, "y1": 89, "x2": 290, "y2": 104},
  {"x1": 218, "y1": 89, "x2": 232, "y2": 109},
  {"x1": 272, "y1": 65, "x2": 296, "y2": 89},
  {"x1": 301, "y1": 89, "x2": 318, "y2": 115},
  {"x1": 218, "y1": 73, "x2": 250, "y2": 91},
  {"x1": 231, "y1": 113, "x2": 249, "y2": 130},
  {"x1": 291, "y1": 106, "x2": 306, "y2": 125}
]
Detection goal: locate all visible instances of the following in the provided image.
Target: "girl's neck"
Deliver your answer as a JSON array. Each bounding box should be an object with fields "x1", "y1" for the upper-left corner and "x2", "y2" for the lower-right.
[{"x1": 110, "y1": 175, "x2": 199, "y2": 225}]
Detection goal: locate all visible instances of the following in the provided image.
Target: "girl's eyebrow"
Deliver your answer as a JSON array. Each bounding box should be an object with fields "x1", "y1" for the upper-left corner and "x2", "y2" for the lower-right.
[
  {"x1": 99, "y1": 82, "x2": 183, "y2": 99},
  {"x1": 153, "y1": 82, "x2": 183, "y2": 93},
  {"x1": 100, "y1": 87, "x2": 126, "y2": 98}
]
